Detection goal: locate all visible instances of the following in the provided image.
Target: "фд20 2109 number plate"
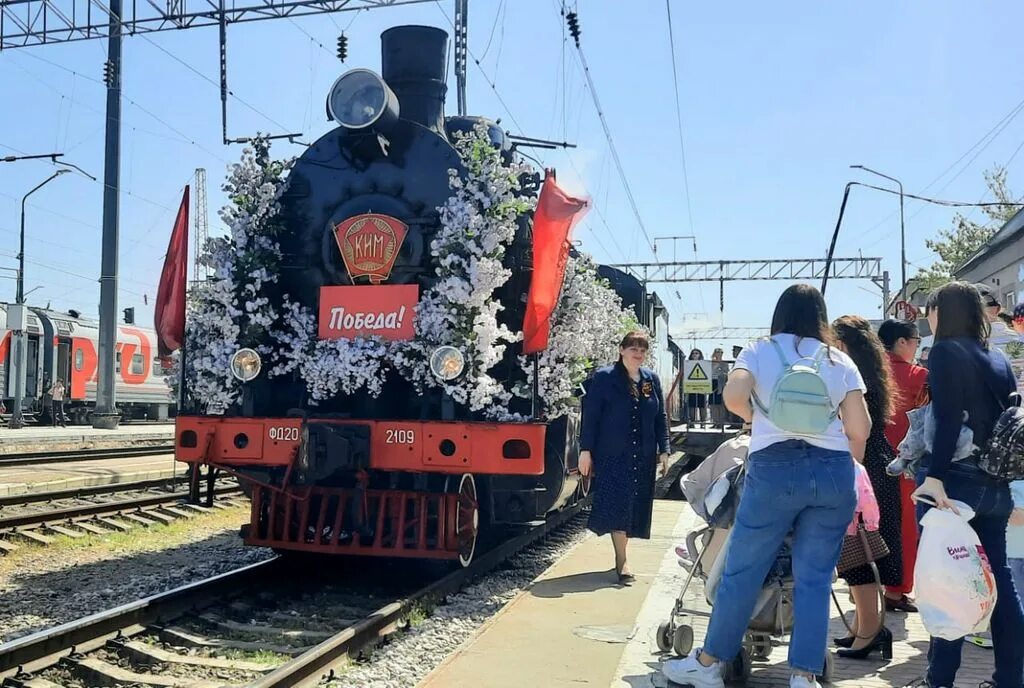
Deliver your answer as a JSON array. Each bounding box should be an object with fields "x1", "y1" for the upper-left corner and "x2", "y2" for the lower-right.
[
  {"x1": 267, "y1": 426, "x2": 300, "y2": 441},
  {"x1": 385, "y1": 428, "x2": 416, "y2": 444}
]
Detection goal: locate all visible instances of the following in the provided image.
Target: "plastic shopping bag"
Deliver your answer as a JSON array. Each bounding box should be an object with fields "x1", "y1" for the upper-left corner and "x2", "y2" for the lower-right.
[
  {"x1": 848, "y1": 462, "x2": 880, "y2": 536},
  {"x1": 915, "y1": 500, "x2": 997, "y2": 640}
]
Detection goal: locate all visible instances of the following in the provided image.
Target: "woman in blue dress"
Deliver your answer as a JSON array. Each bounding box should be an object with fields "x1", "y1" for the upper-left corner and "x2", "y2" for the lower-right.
[{"x1": 579, "y1": 330, "x2": 671, "y2": 584}]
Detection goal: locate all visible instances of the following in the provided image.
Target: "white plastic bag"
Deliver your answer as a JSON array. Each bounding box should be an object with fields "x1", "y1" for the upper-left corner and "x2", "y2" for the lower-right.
[{"x1": 915, "y1": 500, "x2": 998, "y2": 640}]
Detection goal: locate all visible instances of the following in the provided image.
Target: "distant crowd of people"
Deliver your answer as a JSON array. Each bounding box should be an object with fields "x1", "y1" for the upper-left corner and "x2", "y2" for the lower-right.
[{"x1": 579, "y1": 280, "x2": 1024, "y2": 688}]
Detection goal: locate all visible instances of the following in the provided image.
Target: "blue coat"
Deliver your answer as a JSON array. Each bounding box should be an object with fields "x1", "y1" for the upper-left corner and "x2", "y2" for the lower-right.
[
  {"x1": 580, "y1": 365, "x2": 670, "y2": 459},
  {"x1": 580, "y1": 364, "x2": 671, "y2": 538}
]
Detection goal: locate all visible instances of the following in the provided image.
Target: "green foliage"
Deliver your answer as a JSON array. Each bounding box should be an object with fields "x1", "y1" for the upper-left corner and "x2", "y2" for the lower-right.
[{"x1": 915, "y1": 167, "x2": 1020, "y2": 292}]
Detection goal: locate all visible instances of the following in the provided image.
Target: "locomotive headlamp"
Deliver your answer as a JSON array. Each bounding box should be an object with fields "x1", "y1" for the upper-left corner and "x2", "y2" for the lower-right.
[
  {"x1": 327, "y1": 68, "x2": 400, "y2": 130},
  {"x1": 429, "y1": 346, "x2": 465, "y2": 381},
  {"x1": 230, "y1": 348, "x2": 262, "y2": 382}
]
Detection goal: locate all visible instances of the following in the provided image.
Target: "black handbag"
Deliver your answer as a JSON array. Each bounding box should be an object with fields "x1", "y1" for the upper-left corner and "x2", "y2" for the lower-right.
[
  {"x1": 960, "y1": 340, "x2": 1024, "y2": 481},
  {"x1": 836, "y1": 521, "x2": 890, "y2": 574}
]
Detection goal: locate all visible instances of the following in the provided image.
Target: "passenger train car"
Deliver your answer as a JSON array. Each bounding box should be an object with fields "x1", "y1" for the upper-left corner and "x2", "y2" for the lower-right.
[{"x1": 0, "y1": 303, "x2": 174, "y2": 424}]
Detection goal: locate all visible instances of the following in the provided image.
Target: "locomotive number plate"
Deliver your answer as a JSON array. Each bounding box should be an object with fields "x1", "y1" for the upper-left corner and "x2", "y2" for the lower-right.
[
  {"x1": 385, "y1": 428, "x2": 416, "y2": 445},
  {"x1": 268, "y1": 426, "x2": 300, "y2": 442}
]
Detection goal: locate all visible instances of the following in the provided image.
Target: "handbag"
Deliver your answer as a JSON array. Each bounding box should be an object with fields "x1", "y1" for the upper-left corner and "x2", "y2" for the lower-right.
[{"x1": 836, "y1": 520, "x2": 890, "y2": 574}]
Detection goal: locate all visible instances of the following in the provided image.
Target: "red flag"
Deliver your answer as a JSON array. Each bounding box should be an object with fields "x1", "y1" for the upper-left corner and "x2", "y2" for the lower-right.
[
  {"x1": 155, "y1": 185, "x2": 190, "y2": 358},
  {"x1": 522, "y1": 174, "x2": 589, "y2": 355}
]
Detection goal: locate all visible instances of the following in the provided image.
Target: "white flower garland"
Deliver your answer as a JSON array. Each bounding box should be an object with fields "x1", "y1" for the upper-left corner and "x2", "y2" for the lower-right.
[
  {"x1": 392, "y1": 124, "x2": 535, "y2": 417},
  {"x1": 184, "y1": 128, "x2": 644, "y2": 423},
  {"x1": 184, "y1": 139, "x2": 292, "y2": 413}
]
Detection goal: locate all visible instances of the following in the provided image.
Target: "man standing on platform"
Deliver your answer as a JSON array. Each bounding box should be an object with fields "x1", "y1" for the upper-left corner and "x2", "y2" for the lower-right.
[{"x1": 49, "y1": 379, "x2": 67, "y2": 428}]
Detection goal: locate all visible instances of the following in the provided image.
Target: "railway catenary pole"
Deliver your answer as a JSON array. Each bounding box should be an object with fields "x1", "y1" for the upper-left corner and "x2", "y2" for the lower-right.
[
  {"x1": 852, "y1": 165, "x2": 905, "y2": 305},
  {"x1": 8, "y1": 169, "x2": 70, "y2": 429},
  {"x1": 92, "y1": 0, "x2": 125, "y2": 429}
]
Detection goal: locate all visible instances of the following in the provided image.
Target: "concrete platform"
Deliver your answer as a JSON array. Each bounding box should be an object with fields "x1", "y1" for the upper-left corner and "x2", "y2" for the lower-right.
[
  {"x1": 0, "y1": 424, "x2": 173, "y2": 456},
  {"x1": 0, "y1": 454, "x2": 183, "y2": 497},
  {"x1": 419, "y1": 500, "x2": 999, "y2": 688}
]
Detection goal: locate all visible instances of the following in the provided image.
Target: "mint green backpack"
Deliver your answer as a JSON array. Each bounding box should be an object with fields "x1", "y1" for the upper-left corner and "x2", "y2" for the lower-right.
[{"x1": 752, "y1": 339, "x2": 838, "y2": 435}]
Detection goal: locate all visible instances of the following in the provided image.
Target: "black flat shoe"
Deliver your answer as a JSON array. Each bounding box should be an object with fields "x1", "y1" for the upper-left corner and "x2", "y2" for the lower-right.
[
  {"x1": 836, "y1": 627, "x2": 893, "y2": 661},
  {"x1": 618, "y1": 572, "x2": 636, "y2": 585},
  {"x1": 833, "y1": 636, "x2": 855, "y2": 648},
  {"x1": 885, "y1": 595, "x2": 918, "y2": 613}
]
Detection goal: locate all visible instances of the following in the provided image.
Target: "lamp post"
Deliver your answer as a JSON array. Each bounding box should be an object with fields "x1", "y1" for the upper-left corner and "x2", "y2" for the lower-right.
[
  {"x1": 851, "y1": 165, "x2": 905, "y2": 310},
  {"x1": 7, "y1": 169, "x2": 70, "y2": 429}
]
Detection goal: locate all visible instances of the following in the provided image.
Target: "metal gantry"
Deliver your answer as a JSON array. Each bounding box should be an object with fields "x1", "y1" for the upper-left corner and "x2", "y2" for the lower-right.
[
  {"x1": 679, "y1": 327, "x2": 769, "y2": 342},
  {"x1": 610, "y1": 257, "x2": 883, "y2": 283},
  {"x1": 0, "y1": 0, "x2": 437, "y2": 48}
]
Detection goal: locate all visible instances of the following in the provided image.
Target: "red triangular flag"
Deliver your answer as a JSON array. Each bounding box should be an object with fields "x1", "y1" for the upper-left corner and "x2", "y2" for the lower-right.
[
  {"x1": 155, "y1": 186, "x2": 190, "y2": 358},
  {"x1": 522, "y1": 174, "x2": 589, "y2": 355}
]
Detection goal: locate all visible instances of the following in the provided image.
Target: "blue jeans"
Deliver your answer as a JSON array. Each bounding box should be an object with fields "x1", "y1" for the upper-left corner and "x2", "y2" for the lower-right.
[
  {"x1": 916, "y1": 465, "x2": 1024, "y2": 688},
  {"x1": 704, "y1": 440, "x2": 856, "y2": 674}
]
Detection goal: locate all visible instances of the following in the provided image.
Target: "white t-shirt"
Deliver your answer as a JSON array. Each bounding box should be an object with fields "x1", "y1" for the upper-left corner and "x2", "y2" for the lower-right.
[{"x1": 734, "y1": 334, "x2": 866, "y2": 454}]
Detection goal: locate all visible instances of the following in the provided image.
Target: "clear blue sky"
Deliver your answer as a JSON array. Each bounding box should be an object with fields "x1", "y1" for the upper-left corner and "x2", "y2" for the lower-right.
[{"x1": 2, "y1": 1, "x2": 1023, "y2": 355}]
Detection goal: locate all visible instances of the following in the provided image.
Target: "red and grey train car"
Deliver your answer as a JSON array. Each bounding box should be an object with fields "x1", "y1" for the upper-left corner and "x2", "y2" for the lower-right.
[
  {"x1": 0, "y1": 303, "x2": 174, "y2": 424},
  {"x1": 173, "y1": 25, "x2": 675, "y2": 567}
]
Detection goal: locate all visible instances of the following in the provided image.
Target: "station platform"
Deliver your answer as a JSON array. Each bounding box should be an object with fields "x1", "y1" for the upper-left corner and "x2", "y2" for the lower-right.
[
  {"x1": 0, "y1": 423, "x2": 174, "y2": 456},
  {"x1": 419, "y1": 500, "x2": 997, "y2": 688},
  {"x1": 0, "y1": 453, "x2": 183, "y2": 498}
]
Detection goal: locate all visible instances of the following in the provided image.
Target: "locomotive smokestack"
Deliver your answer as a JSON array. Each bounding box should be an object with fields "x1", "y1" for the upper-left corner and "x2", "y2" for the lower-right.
[{"x1": 381, "y1": 26, "x2": 449, "y2": 136}]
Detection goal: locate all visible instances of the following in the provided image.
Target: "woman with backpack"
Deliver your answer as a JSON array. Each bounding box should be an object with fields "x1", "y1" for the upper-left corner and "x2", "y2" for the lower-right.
[
  {"x1": 663, "y1": 284, "x2": 871, "y2": 688},
  {"x1": 831, "y1": 316, "x2": 900, "y2": 659},
  {"x1": 910, "y1": 281, "x2": 1024, "y2": 688}
]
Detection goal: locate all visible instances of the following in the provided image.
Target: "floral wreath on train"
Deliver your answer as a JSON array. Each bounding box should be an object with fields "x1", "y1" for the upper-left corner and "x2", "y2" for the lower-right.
[{"x1": 181, "y1": 124, "x2": 641, "y2": 421}]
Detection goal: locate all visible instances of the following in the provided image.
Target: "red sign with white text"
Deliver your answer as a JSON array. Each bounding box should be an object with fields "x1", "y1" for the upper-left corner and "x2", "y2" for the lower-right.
[{"x1": 318, "y1": 285, "x2": 418, "y2": 340}]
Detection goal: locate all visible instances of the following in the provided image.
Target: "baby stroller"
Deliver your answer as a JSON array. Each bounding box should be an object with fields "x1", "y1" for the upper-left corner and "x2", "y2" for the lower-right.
[{"x1": 656, "y1": 435, "x2": 835, "y2": 684}]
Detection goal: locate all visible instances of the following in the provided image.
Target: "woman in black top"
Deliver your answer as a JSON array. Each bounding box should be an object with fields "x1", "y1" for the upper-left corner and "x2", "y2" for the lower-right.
[
  {"x1": 912, "y1": 282, "x2": 1024, "y2": 688},
  {"x1": 832, "y1": 316, "x2": 901, "y2": 660}
]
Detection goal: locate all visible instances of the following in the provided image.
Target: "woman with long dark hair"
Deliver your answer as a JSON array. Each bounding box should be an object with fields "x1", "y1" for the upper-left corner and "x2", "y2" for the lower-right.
[
  {"x1": 831, "y1": 316, "x2": 900, "y2": 659},
  {"x1": 876, "y1": 319, "x2": 928, "y2": 612},
  {"x1": 579, "y1": 331, "x2": 670, "y2": 584},
  {"x1": 911, "y1": 282, "x2": 1024, "y2": 688},
  {"x1": 664, "y1": 285, "x2": 870, "y2": 688}
]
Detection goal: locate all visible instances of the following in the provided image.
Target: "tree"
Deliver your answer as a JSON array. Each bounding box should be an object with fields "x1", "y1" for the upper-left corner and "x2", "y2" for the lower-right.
[{"x1": 915, "y1": 167, "x2": 1019, "y2": 292}]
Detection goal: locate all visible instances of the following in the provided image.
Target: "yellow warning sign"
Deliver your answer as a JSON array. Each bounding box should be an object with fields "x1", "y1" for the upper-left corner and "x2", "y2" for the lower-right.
[{"x1": 683, "y1": 361, "x2": 713, "y2": 394}]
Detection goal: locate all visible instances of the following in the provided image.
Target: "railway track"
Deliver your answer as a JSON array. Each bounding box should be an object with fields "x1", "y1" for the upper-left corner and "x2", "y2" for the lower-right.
[
  {"x1": 0, "y1": 499, "x2": 587, "y2": 687},
  {"x1": 0, "y1": 445, "x2": 176, "y2": 468},
  {"x1": 0, "y1": 480, "x2": 243, "y2": 552}
]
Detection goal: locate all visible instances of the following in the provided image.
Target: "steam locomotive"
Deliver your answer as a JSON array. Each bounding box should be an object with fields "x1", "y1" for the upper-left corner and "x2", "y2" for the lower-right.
[{"x1": 174, "y1": 25, "x2": 673, "y2": 566}]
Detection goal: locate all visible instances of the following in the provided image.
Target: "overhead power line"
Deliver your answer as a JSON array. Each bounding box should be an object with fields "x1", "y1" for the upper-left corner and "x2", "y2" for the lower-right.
[
  {"x1": 664, "y1": 0, "x2": 695, "y2": 238},
  {"x1": 564, "y1": 10, "x2": 654, "y2": 255}
]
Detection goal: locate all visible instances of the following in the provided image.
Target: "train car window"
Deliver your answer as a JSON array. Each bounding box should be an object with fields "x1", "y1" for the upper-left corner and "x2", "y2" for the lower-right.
[{"x1": 131, "y1": 354, "x2": 144, "y2": 375}]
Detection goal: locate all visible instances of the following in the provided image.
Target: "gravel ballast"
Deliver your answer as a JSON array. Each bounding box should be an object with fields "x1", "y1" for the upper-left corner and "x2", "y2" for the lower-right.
[
  {"x1": 0, "y1": 503, "x2": 271, "y2": 643},
  {"x1": 328, "y1": 515, "x2": 591, "y2": 688}
]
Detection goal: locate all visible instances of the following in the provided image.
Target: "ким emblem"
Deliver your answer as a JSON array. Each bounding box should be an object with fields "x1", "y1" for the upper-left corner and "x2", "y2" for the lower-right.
[{"x1": 333, "y1": 213, "x2": 408, "y2": 284}]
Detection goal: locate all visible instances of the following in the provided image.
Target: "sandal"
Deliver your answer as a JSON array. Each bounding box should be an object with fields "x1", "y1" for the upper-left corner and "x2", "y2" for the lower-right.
[{"x1": 618, "y1": 571, "x2": 636, "y2": 585}]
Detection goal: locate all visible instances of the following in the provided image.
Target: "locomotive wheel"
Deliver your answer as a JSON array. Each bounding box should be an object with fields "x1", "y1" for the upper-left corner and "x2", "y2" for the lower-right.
[
  {"x1": 655, "y1": 621, "x2": 673, "y2": 653},
  {"x1": 455, "y1": 473, "x2": 479, "y2": 568}
]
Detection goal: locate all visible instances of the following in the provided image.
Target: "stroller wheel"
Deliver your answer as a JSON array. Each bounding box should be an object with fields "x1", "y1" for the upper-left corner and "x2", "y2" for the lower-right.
[
  {"x1": 724, "y1": 648, "x2": 752, "y2": 684},
  {"x1": 656, "y1": 621, "x2": 674, "y2": 653},
  {"x1": 673, "y1": 625, "x2": 694, "y2": 656},
  {"x1": 818, "y1": 652, "x2": 835, "y2": 684}
]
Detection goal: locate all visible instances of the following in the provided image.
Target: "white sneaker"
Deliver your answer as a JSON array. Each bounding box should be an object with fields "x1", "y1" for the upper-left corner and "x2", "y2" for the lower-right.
[
  {"x1": 790, "y1": 676, "x2": 820, "y2": 688},
  {"x1": 661, "y1": 649, "x2": 724, "y2": 688}
]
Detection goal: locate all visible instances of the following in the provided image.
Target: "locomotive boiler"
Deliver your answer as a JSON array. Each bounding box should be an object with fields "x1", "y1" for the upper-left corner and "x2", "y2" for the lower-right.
[{"x1": 175, "y1": 25, "x2": 589, "y2": 566}]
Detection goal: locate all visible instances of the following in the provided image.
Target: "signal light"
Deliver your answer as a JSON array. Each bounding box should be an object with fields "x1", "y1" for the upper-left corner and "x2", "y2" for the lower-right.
[
  {"x1": 336, "y1": 33, "x2": 348, "y2": 62},
  {"x1": 122, "y1": 307, "x2": 134, "y2": 324}
]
